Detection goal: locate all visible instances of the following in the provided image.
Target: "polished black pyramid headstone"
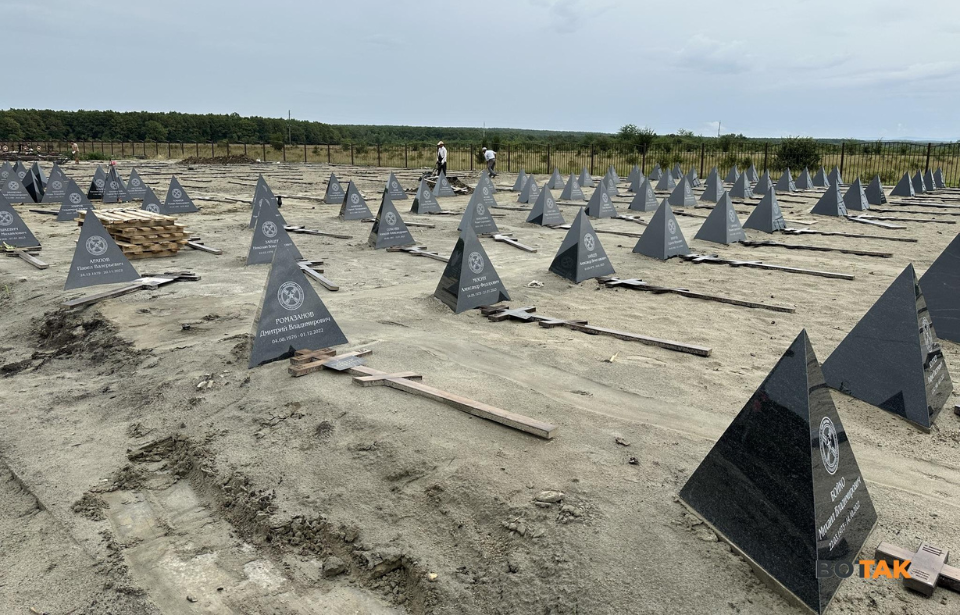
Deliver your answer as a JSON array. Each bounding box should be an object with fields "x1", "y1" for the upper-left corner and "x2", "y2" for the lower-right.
[
  {"x1": 754, "y1": 170, "x2": 774, "y2": 195},
  {"x1": 920, "y1": 234, "x2": 960, "y2": 343},
  {"x1": 339, "y1": 181, "x2": 373, "y2": 220},
  {"x1": 648, "y1": 164, "x2": 663, "y2": 181},
  {"x1": 433, "y1": 226, "x2": 510, "y2": 314},
  {"x1": 745, "y1": 163, "x2": 760, "y2": 183},
  {"x1": 432, "y1": 171, "x2": 456, "y2": 197},
  {"x1": 822, "y1": 265, "x2": 952, "y2": 431},
  {"x1": 247, "y1": 199, "x2": 302, "y2": 265},
  {"x1": 458, "y1": 188, "x2": 500, "y2": 234},
  {"x1": 56, "y1": 177, "x2": 93, "y2": 221},
  {"x1": 369, "y1": 193, "x2": 415, "y2": 249},
  {"x1": 743, "y1": 187, "x2": 786, "y2": 233},
  {"x1": 912, "y1": 170, "x2": 926, "y2": 194},
  {"x1": 629, "y1": 178, "x2": 659, "y2": 212},
  {"x1": 547, "y1": 168, "x2": 564, "y2": 189},
  {"x1": 924, "y1": 169, "x2": 936, "y2": 193},
  {"x1": 65, "y1": 209, "x2": 141, "y2": 290},
  {"x1": 0, "y1": 192, "x2": 40, "y2": 248},
  {"x1": 87, "y1": 165, "x2": 106, "y2": 200},
  {"x1": 139, "y1": 185, "x2": 166, "y2": 215},
  {"x1": 813, "y1": 166, "x2": 830, "y2": 188},
  {"x1": 889, "y1": 172, "x2": 915, "y2": 197},
  {"x1": 578, "y1": 167, "x2": 595, "y2": 188},
  {"x1": 0, "y1": 162, "x2": 33, "y2": 203},
  {"x1": 828, "y1": 166, "x2": 843, "y2": 187},
  {"x1": 680, "y1": 330, "x2": 877, "y2": 615},
  {"x1": 934, "y1": 168, "x2": 946, "y2": 189},
  {"x1": 162, "y1": 176, "x2": 197, "y2": 213},
  {"x1": 248, "y1": 240, "x2": 348, "y2": 368},
  {"x1": 864, "y1": 175, "x2": 887, "y2": 205},
  {"x1": 526, "y1": 185, "x2": 565, "y2": 226},
  {"x1": 842, "y1": 178, "x2": 869, "y2": 212},
  {"x1": 633, "y1": 199, "x2": 689, "y2": 260},
  {"x1": 685, "y1": 166, "x2": 701, "y2": 188},
  {"x1": 324, "y1": 173, "x2": 346, "y2": 204},
  {"x1": 125, "y1": 168, "x2": 148, "y2": 200},
  {"x1": 249, "y1": 175, "x2": 277, "y2": 228},
  {"x1": 810, "y1": 184, "x2": 847, "y2": 217},
  {"x1": 517, "y1": 176, "x2": 540, "y2": 204},
  {"x1": 411, "y1": 178, "x2": 442, "y2": 214},
  {"x1": 655, "y1": 170, "x2": 676, "y2": 192},
  {"x1": 776, "y1": 168, "x2": 797, "y2": 192},
  {"x1": 724, "y1": 165, "x2": 739, "y2": 184},
  {"x1": 549, "y1": 208, "x2": 615, "y2": 283},
  {"x1": 668, "y1": 176, "x2": 696, "y2": 207},
  {"x1": 795, "y1": 167, "x2": 815, "y2": 190},
  {"x1": 40, "y1": 164, "x2": 68, "y2": 204},
  {"x1": 102, "y1": 166, "x2": 131, "y2": 204},
  {"x1": 695, "y1": 192, "x2": 745, "y2": 245},
  {"x1": 585, "y1": 183, "x2": 617, "y2": 218},
  {"x1": 23, "y1": 164, "x2": 44, "y2": 202},
  {"x1": 385, "y1": 172, "x2": 407, "y2": 200},
  {"x1": 560, "y1": 173, "x2": 585, "y2": 201},
  {"x1": 475, "y1": 173, "x2": 499, "y2": 209},
  {"x1": 512, "y1": 169, "x2": 528, "y2": 191},
  {"x1": 31, "y1": 161, "x2": 47, "y2": 187},
  {"x1": 700, "y1": 168, "x2": 724, "y2": 203},
  {"x1": 729, "y1": 171, "x2": 754, "y2": 199}
]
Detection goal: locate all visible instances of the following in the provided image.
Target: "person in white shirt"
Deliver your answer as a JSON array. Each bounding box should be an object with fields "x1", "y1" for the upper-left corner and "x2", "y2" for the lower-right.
[
  {"x1": 437, "y1": 141, "x2": 448, "y2": 177},
  {"x1": 482, "y1": 147, "x2": 497, "y2": 177}
]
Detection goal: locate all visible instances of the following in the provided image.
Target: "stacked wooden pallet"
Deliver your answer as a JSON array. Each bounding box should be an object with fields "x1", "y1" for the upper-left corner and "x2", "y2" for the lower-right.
[{"x1": 78, "y1": 208, "x2": 188, "y2": 259}]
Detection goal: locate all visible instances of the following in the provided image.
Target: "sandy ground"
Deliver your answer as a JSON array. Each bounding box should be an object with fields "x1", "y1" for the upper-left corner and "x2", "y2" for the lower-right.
[{"x1": 1, "y1": 160, "x2": 960, "y2": 615}]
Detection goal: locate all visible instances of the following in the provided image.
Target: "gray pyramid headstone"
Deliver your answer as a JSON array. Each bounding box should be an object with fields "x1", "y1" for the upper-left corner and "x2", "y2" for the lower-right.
[
  {"x1": 249, "y1": 240, "x2": 348, "y2": 368},
  {"x1": 729, "y1": 171, "x2": 754, "y2": 199},
  {"x1": 864, "y1": 175, "x2": 887, "y2": 205},
  {"x1": 828, "y1": 166, "x2": 843, "y2": 187},
  {"x1": 247, "y1": 199, "x2": 302, "y2": 265},
  {"x1": 919, "y1": 234, "x2": 960, "y2": 343},
  {"x1": 695, "y1": 191, "x2": 745, "y2": 245},
  {"x1": 432, "y1": 171, "x2": 456, "y2": 197},
  {"x1": 632, "y1": 199, "x2": 689, "y2": 260},
  {"x1": 249, "y1": 175, "x2": 277, "y2": 229},
  {"x1": 64, "y1": 210, "x2": 141, "y2": 290},
  {"x1": 810, "y1": 183, "x2": 847, "y2": 217},
  {"x1": 458, "y1": 188, "x2": 500, "y2": 235},
  {"x1": 56, "y1": 177, "x2": 93, "y2": 221},
  {"x1": 87, "y1": 165, "x2": 106, "y2": 200},
  {"x1": 139, "y1": 185, "x2": 166, "y2": 215},
  {"x1": 680, "y1": 330, "x2": 877, "y2": 615},
  {"x1": 102, "y1": 166, "x2": 131, "y2": 204},
  {"x1": 754, "y1": 170, "x2": 774, "y2": 195},
  {"x1": 40, "y1": 164, "x2": 68, "y2": 204},
  {"x1": 700, "y1": 167, "x2": 724, "y2": 203},
  {"x1": 609, "y1": 165, "x2": 620, "y2": 183},
  {"x1": 411, "y1": 178, "x2": 442, "y2": 214},
  {"x1": 629, "y1": 178, "x2": 659, "y2": 212},
  {"x1": 889, "y1": 172, "x2": 915, "y2": 197},
  {"x1": 648, "y1": 164, "x2": 663, "y2": 181},
  {"x1": 162, "y1": 176, "x2": 197, "y2": 213},
  {"x1": 125, "y1": 168, "x2": 148, "y2": 200},
  {"x1": 475, "y1": 173, "x2": 499, "y2": 209},
  {"x1": 842, "y1": 178, "x2": 869, "y2": 212},
  {"x1": 0, "y1": 161, "x2": 33, "y2": 203},
  {"x1": 912, "y1": 170, "x2": 926, "y2": 194},
  {"x1": 724, "y1": 165, "x2": 739, "y2": 184},
  {"x1": 517, "y1": 176, "x2": 540, "y2": 204},
  {"x1": 512, "y1": 169, "x2": 528, "y2": 191},
  {"x1": 668, "y1": 176, "x2": 697, "y2": 207},
  {"x1": 385, "y1": 172, "x2": 408, "y2": 200},
  {"x1": 745, "y1": 163, "x2": 759, "y2": 183},
  {"x1": 324, "y1": 173, "x2": 346, "y2": 204},
  {"x1": 547, "y1": 168, "x2": 564, "y2": 189},
  {"x1": 685, "y1": 167, "x2": 701, "y2": 188},
  {"x1": 13, "y1": 160, "x2": 26, "y2": 179},
  {"x1": 339, "y1": 181, "x2": 373, "y2": 220},
  {"x1": 672, "y1": 163, "x2": 683, "y2": 180},
  {"x1": 603, "y1": 173, "x2": 619, "y2": 198},
  {"x1": 526, "y1": 185, "x2": 565, "y2": 226},
  {"x1": 924, "y1": 169, "x2": 936, "y2": 192},
  {"x1": 743, "y1": 187, "x2": 786, "y2": 233},
  {"x1": 933, "y1": 168, "x2": 946, "y2": 189},
  {"x1": 775, "y1": 168, "x2": 797, "y2": 192},
  {"x1": 813, "y1": 166, "x2": 830, "y2": 188},
  {"x1": 795, "y1": 167, "x2": 815, "y2": 189},
  {"x1": 559, "y1": 173, "x2": 585, "y2": 201},
  {"x1": 823, "y1": 265, "x2": 952, "y2": 431},
  {"x1": 0, "y1": 192, "x2": 40, "y2": 248},
  {"x1": 578, "y1": 167, "x2": 595, "y2": 188},
  {"x1": 655, "y1": 170, "x2": 676, "y2": 191},
  {"x1": 433, "y1": 226, "x2": 510, "y2": 314},
  {"x1": 549, "y1": 208, "x2": 615, "y2": 283},
  {"x1": 585, "y1": 183, "x2": 617, "y2": 219},
  {"x1": 369, "y1": 193, "x2": 415, "y2": 249},
  {"x1": 627, "y1": 165, "x2": 641, "y2": 189}
]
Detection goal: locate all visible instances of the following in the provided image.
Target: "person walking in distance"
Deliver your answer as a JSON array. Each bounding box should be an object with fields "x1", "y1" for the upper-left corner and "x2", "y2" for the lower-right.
[
  {"x1": 482, "y1": 147, "x2": 497, "y2": 177},
  {"x1": 71, "y1": 142, "x2": 80, "y2": 164},
  {"x1": 436, "y1": 141, "x2": 447, "y2": 177}
]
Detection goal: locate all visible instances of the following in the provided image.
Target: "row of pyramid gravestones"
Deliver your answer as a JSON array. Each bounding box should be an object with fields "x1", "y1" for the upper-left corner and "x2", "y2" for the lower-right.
[
  {"x1": 322, "y1": 171, "x2": 450, "y2": 206},
  {"x1": 889, "y1": 168, "x2": 947, "y2": 197}
]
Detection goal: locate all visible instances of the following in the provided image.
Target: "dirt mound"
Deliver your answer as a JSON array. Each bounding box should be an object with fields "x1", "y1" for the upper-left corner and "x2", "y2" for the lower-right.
[
  {"x1": 179, "y1": 155, "x2": 258, "y2": 165},
  {"x1": 32, "y1": 308, "x2": 140, "y2": 365}
]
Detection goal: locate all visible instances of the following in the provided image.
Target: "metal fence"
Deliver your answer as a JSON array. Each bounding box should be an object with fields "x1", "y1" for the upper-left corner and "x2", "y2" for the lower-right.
[{"x1": 3, "y1": 140, "x2": 959, "y2": 187}]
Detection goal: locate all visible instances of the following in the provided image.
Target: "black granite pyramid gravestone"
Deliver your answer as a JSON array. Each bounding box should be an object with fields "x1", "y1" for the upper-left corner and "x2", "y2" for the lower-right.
[
  {"x1": 125, "y1": 168, "x2": 148, "y2": 200},
  {"x1": 585, "y1": 183, "x2": 617, "y2": 218},
  {"x1": 385, "y1": 172, "x2": 407, "y2": 200},
  {"x1": 549, "y1": 208, "x2": 615, "y2": 283},
  {"x1": 743, "y1": 187, "x2": 786, "y2": 233},
  {"x1": 458, "y1": 188, "x2": 500, "y2": 234},
  {"x1": 745, "y1": 163, "x2": 760, "y2": 183},
  {"x1": 30, "y1": 161, "x2": 47, "y2": 188},
  {"x1": 411, "y1": 178, "x2": 442, "y2": 214},
  {"x1": 475, "y1": 173, "x2": 499, "y2": 209},
  {"x1": 432, "y1": 171, "x2": 456, "y2": 197},
  {"x1": 339, "y1": 181, "x2": 372, "y2": 220},
  {"x1": 811, "y1": 184, "x2": 847, "y2": 217},
  {"x1": 87, "y1": 165, "x2": 106, "y2": 200},
  {"x1": 433, "y1": 226, "x2": 510, "y2": 314},
  {"x1": 547, "y1": 168, "x2": 564, "y2": 189},
  {"x1": 512, "y1": 169, "x2": 528, "y2": 191},
  {"x1": 924, "y1": 169, "x2": 936, "y2": 192},
  {"x1": 633, "y1": 199, "x2": 689, "y2": 260},
  {"x1": 842, "y1": 178, "x2": 869, "y2": 212},
  {"x1": 668, "y1": 176, "x2": 696, "y2": 207},
  {"x1": 889, "y1": 172, "x2": 915, "y2": 197},
  {"x1": 700, "y1": 168, "x2": 724, "y2": 203},
  {"x1": 162, "y1": 176, "x2": 197, "y2": 213},
  {"x1": 655, "y1": 170, "x2": 676, "y2": 192},
  {"x1": 560, "y1": 173, "x2": 585, "y2": 200},
  {"x1": 369, "y1": 193, "x2": 415, "y2": 249},
  {"x1": 517, "y1": 176, "x2": 540, "y2": 204},
  {"x1": 754, "y1": 170, "x2": 774, "y2": 195},
  {"x1": 249, "y1": 240, "x2": 348, "y2": 368},
  {"x1": 102, "y1": 166, "x2": 131, "y2": 204},
  {"x1": 795, "y1": 167, "x2": 815, "y2": 189},
  {"x1": 828, "y1": 166, "x2": 843, "y2": 187},
  {"x1": 629, "y1": 178, "x2": 659, "y2": 212},
  {"x1": 139, "y1": 185, "x2": 165, "y2": 214},
  {"x1": 729, "y1": 171, "x2": 754, "y2": 199},
  {"x1": 648, "y1": 164, "x2": 663, "y2": 181},
  {"x1": 247, "y1": 200, "x2": 303, "y2": 265},
  {"x1": 912, "y1": 170, "x2": 926, "y2": 194},
  {"x1": 685, "y1": 167, "x2": 701, "y2": 188},
  {"x1": 249, "y1": 175, "x2": 277, "y2": 228},
  {"x1": 680, "y1": 330, "x2": 877, "y2": 615},
  {"x1": 724, "y1": 165, "x2": 739, "y2": 184},
  {"x1": 56, "y1": 177, "x2": 93, "y2": 221},
  {"x1": 65, "y1": 210, "x2": 141, "y2": 290},
  {"x1": 40, "y1": 164, "x2": 68, "y2": 204},
  {"x1": 23, "y1": 165, "x2": 44, "y2": 202},
  {"x1": 578, "y1": 167, "x2": 595, "y2": 188},
  {"x1": 920, "y1": 234, "x2": 960, "y2": 343},
  {"x1": 324, "y1": 173, "x2": 346, "y2": 204},
  {"x1": 695, "y1": 192, "x2": 745, "y2": 245},
  {"x1": 822, "y1": 265, "x2": 952, "y2": 432},
  {"x1": 934, "y1": 168, "x2": 946, "y2": 189},
  {"x1": 526, "y1": 185, "x2": 565, "y2": 226},
  {"x1": 864, "y1": 175, "x2": 887, "y2": 205},
  {"x1": 776, "y1": 168, "x2": 797, "y2": 192},
  {"x1": 813, "y1": 166, "x2": 830, "y2": 188},
  {"x1": 0, "y1": 192, "x2": 40, "y2": 248},
  {"x1": 0, "y1": 162, "x2": 33, "y2": 203}
]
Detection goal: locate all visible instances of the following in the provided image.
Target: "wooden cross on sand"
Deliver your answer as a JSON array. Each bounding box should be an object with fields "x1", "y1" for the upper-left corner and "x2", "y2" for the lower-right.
[
  {"x1": 2, "y1": 243, "x2": 47, "y2": 269},
  {"x1": 479, "y1": 305, "x2": 712, "y2": 357},
  {"x1": 782, "y1": 228, "x2": 917, "y2": 243},
  {"x1": 284, "y1": 224, "x2": 352, "y2": 240},
  {"x1": 875, "y1": 541, "x2": 960, "y2": 598},
  {"x1": 62, "y1": 271, "x2": 199, "y2": 308},
  {"x1": 477, "y1": 233, "x2": 537, "y2": 253},
  {"x1": 740, "y1": 240, "x2": 892, "y2": 258},
  {"x1": 361, "y1": 217, "x2": 435, "y2": 229},
  {"x1": 845, "y1": 216, "x2": 905, "y2": 229},
  {"x1": 298, "y1": 260, "x2": 339, "y2": 291},
  {"x1": 612, "y1": 214, "x2": 648, "y2": 226},
  {"x1": 547, "y1": 224, "x2": 643, "y2": 239},
  {"x1": 186, "y1": 235, "x2": 223, "y2": 255},
  {"x1": 596, "y1": 276, "x2": 795, "y2": 313},
  {"x1": 386, "y1": 245, "x2": 449, "y2": 262},
  {"x1": 680, "y1": 253, "x2": 855, "y2": 280},
  {"x1": 287, "y1": 348, "x2": 557, "y2": 439},
  {"x1": 852, "y1": 214, "x2": 955, "y2": 225}
]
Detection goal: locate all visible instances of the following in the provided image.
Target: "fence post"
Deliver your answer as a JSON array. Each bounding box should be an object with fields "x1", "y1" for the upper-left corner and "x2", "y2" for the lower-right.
[
  {"x1": 925, "y1": 142, "x2": 932, "y2": 171},
  {"x1": 243, "y1": 143, "x2": 247, "y2": 156},
  {"x1": 327, "y1": 144, "x2": 331, "y2": 164},
  {"x1": 377, "y1": 144, "x2": 381, "y2": 167},
  {"x1": 762, "y1": 142, "x2": 769, "y2": 171},
  {"x1": 641, "y1": 150, "x2": 646, "y2": 175},
  {"x1": 350, "y1": 144, "x2": 354, "y2": 165},
  {"x1": 227, "y1": 143, "x2": 230, "y2": 157},
  {"x1": 699, "y1": 143, "x2": 705, "y2": 177},
  {"x1": 262, "y1": 143, "x2": 266, "y2": 160},
  {"x1": 110, "y1": 141, "x2": 114, "y2": 157},
  {"x1": 168, "y1": 142, "x2": 171, "y2": 158},
  {"x1": 590, "y1": 145, "x2": 595, "y2": 175},
  {"x1": 839, "y1": 142, "x2": 845, "y2": 176},
  {"x1": 470, "y1": 145, "x2": 474, "y2": 171},
  {"x1": 404, "y1": 144, "x2": 408, "y2": 168},
  {"x1": 547, "y1": 145, "x2": 551, "y2": 171},
  {"x1": 211, "y1": 142, "x2": 215, "y2": 158},
  {"x1": 121, "y1": 142, "x2": 124, "y2": 158},
  {"x1": 507, "y1": 145, "x2": 510, "y2": 172}
]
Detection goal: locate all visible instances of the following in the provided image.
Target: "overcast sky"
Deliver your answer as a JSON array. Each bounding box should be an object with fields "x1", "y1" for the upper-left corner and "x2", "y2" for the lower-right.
[{"x1": 7, "y1": 0, "x2": 960, "y2": 139}]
